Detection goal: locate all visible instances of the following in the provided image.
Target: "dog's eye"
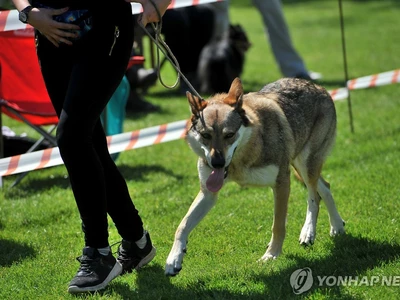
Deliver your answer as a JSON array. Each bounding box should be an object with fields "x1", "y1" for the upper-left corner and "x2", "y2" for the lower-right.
[
  {"x1": 225, "y1": 133, "x2": 235, "y2": 139},
  {"x1": 200, "y1": 133, "x2": 212, "y2": 140}
]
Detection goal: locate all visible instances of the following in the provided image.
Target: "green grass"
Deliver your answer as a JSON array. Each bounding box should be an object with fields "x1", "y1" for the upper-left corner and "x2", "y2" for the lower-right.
[{"x1": 1, "y1": 0, "x2": 400, "y2": 299}]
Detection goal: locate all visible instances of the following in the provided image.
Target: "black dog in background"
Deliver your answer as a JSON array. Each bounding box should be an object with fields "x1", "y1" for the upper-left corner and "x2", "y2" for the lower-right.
[
  {"x1": 197, "y1": 24, "x2": 251, "y2": 95},
  {"x1": 161, "y1": 5, "x2": 251, "y2": 95}
]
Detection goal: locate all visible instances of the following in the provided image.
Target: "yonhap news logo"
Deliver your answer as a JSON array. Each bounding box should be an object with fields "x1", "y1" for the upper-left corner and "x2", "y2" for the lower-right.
[
  {"x1": 290, "y1": 267, "x2": 400, "y2": 295},
  {"x1": 290, "y1": 267, "x2": 314, "y2": 294}
]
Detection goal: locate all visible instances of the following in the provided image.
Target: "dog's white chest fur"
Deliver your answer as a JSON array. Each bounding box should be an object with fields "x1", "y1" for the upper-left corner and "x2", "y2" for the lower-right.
[{"x1": 229, "y1": 164, "x2": 280, "y2": 187}]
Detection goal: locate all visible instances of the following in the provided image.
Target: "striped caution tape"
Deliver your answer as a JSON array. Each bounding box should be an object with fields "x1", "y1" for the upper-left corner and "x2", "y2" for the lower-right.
[
  {"x1": 328, "y1": 69, "x2": 400, "y2": 101},
  {"x1": 0, "y1": 0, "x2": 223, "y2": 32},
  {"x1": 0, "y1": 69, "x2": 399, "y2": 177},
  {"x1": 0, "y1": 120, "x2": 189, "y2": 177}
]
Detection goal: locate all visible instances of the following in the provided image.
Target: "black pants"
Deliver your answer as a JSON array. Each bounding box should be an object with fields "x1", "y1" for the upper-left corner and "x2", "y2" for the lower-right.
[{"x1": 36, "y1": 4, "x2": 144, "y2": 248}]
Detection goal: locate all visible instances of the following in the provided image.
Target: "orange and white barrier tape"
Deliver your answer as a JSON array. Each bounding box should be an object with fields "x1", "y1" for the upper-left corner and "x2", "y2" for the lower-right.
[
  {"x1": 0, "y1": 69, "x2": 398, "y2": 177},
  {"x1": 329, "y1": 69, "x2": 400, "y2": 101},
  {"x1": 0, "y1": 0, "x2": 223, "y2": 32},
  {"x1": 0, "y1": 120, "x2": 189, "y2": 177}
]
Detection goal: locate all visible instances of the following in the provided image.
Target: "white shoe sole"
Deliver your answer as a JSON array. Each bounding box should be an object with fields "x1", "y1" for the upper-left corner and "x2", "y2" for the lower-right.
[
  {"x1": 68, "y1": 261, "x2": 123, "y2": 294},
  {"x1": 135, "y1": 246, "x2": 157, "y2": 270}
]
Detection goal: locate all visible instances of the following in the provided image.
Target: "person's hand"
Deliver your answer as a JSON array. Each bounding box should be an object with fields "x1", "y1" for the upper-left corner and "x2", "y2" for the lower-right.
[
  {"x1": 127, "y1": 0, "x2": 171, "y2": 26},
  {"x1": 28, "y1": 7, "x2": 81, "y2": 47}
]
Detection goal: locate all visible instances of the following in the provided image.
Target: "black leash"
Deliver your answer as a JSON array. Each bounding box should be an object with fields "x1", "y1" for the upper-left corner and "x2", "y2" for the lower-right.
[{"x1": 137, "y1": 0, "x2": 204, "y2": 100}]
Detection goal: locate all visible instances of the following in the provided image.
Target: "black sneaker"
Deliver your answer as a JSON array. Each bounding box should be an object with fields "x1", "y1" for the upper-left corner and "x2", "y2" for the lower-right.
[
  {"x1": 117, "y1": 231, "x2": 156, "y2": 274},
  {"x1": 68, "y1": 247, "x2": 122, "y2": 294}
]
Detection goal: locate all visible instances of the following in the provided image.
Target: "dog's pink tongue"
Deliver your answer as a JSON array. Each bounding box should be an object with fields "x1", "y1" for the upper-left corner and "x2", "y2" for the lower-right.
[{"x1": 206, "y1": 169, "x2": 224, "y2": 193}]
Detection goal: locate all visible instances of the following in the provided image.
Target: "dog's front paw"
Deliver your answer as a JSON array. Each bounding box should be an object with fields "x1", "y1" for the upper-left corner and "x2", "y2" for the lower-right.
[
  {"x1": 165, "y1": 242, "x2": 186, "y2": 276},
  {"x1": 330, "y1": 219, "x2": 346, "y2": 236},
  {"x1": 165, "y1": 260, "x2": 182, "y2": 276},
  {"x1": 299, "y1": 222, "x2": 316, "y2": 246},
  {"x1": 259, "y1": 252, "x2": 279, "y2": 261},
  {"x1": 259, "y1": 242, "x2": 282, "y2": 261}
]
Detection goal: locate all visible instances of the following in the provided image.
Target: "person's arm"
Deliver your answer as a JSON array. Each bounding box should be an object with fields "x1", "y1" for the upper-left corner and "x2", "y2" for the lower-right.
[
  {"x1": 127, "y1": 0, "x2": 171, "y2": 26},
  {"x1": 11, "y1": 0, "x2": 80, "y2": 47},
  {"x1": 11, "y1": 0, "x2": 30, "y2": 12}
]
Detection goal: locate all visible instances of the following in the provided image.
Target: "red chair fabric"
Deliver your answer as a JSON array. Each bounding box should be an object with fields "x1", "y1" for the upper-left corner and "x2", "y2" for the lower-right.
[{"x1": 0, "y1": 28, "x2": 58, "y2": 125}]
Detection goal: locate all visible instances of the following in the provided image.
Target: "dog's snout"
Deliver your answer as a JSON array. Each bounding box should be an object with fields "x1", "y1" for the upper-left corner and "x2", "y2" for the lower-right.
[{"x1": 211, "y1": 149, "x2": 225, "y2": 169}]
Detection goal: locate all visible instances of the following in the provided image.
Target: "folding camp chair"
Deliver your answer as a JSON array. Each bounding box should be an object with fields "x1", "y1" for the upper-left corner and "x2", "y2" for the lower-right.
[
  {"x1": 0, "y1": 28, "x2": 146, "y2": 187},
  {"x1": 0, "y1": 28, "x2": 58, "y2": 187}
]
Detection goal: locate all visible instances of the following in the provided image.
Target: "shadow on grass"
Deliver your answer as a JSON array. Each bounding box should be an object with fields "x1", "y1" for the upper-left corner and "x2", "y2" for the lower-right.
[
  {"x1": 118, "y1": 163, "x2": 184, "y2": 183},
  {"x1": 4, "y1": 164, "x2": 182, "y2": 200},
  {"x1": 146, "y1": 88, "x2": 185, "y2": 99},
  {"x1": 4, "y1": 175, "x2": 71, "y2": 199},
  {"x1": 125, "y1": 109, "x2": 163, "y2": 119},
  {"x1": 0, "y1": 239, "x2": 36, "y2": 267},
  {"x1": 253, "y1": 234, "x2": 400, "y2": 299},
  {"x1": 108, "y1": 234, "x2": 400, "y2": 299}
]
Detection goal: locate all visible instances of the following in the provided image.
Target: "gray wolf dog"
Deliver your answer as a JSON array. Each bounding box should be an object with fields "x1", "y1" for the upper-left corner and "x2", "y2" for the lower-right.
[{"x1": 165, "y1": 77, "x2": 345, "y2": 276}]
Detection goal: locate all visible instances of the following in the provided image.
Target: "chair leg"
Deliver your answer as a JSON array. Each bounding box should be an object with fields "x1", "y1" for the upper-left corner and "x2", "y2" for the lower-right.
[
  {"x1": 9, "y1": 125, "x2": 57, "y2": 188},
  {"x1": 0, "y1": 112, "x2": 3, "y2": 188},
  {"x1": 9, "y1": 172, "x2": 29, "y2": 189}
]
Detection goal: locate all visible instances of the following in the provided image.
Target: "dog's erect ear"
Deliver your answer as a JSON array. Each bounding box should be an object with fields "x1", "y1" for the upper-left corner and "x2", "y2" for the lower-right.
[
  {"x1": 224, "y1": 77, "x2": 250, "y2": 126},
  {"x1": 186, "y1": 91, "x2": 207, "y2": 118},
  {"x1": 224, "y1": 77, "x2": 244, "y2": 109}
]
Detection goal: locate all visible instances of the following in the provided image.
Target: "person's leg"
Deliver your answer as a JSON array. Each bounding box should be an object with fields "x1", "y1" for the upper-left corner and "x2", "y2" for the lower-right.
[
  {"x1": 209, "y1": 0, "x2": 230, "y2": 41},
  {"x1": 92, "y1": 118, "x2": 145, "y2": 242},
  {"x1": 161, "y1": 9, "x2": 192, "y2": 75},
  {"x1": 35, "y1": 31, "x2": 73, "y2": 117},
  {"x1": 186, "y1": 6, "x2": 215, "y2": 73},
  {"x1": 38, "y1": 4, "x2": 143, "y2": 247},
  {"x1": 63, "y1": 12, "x2": 145, "y2": 247},
  {"x1": 252, "y1": 0, "x2": 308, "y2": 78},
  {"x1": 162, "y1": 6, "x2": 216, "y2": 93},
  {"x1": 36, "y1": 23, "x2": 127, "y2": 293},
  {"x1": 36, "y1": 4, "x2": 153, "y2": 292}
]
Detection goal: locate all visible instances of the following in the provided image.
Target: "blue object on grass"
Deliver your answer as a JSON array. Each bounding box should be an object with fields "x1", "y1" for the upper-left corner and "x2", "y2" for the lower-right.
[{"x1": 101, "y1": 75, "x2": 130, "y2": 161}]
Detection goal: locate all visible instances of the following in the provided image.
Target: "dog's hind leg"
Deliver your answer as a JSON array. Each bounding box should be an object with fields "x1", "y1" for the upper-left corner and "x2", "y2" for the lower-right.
[
  {"x1": 295, "y1": 105, "x2": 340, "y2": 246},
  {"x1": 260, "y1": 170, "x2": 290, "y2": 261},
  {"x1": 317, "y1": 176, "x2": 345, "y2": 236},
  {"x1": 293, "y1": 149, "x2": 321, "y2": 246},
  {"x1": 165, "y1": 190, "x2": 217, "y2": 276}
]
